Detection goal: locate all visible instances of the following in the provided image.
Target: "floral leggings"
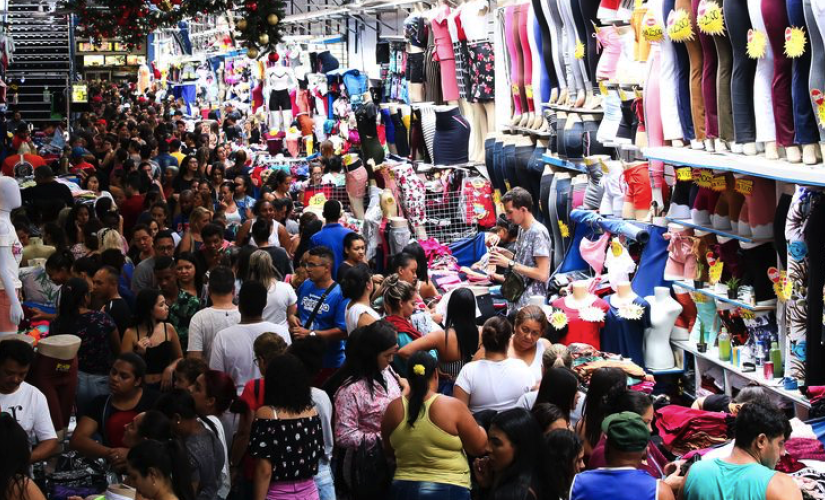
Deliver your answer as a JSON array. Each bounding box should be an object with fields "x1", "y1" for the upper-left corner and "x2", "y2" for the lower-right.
[{"x1": 467, "y1": 41, "x2": 495, "y2": 102}]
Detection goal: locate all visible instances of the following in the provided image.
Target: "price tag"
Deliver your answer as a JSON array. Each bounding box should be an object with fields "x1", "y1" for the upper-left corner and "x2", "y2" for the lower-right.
[
  {"x1": 512, "y1": 84, "x2": 520, "y2": 96},
  {"x1": 697, "y1": 0, "x2": 725, "y2": 36},
  {"x1": 784, "y1": 26, "x2": 807, "y2": 58},
  {"x1": 601, "y1": 161, "x2": 610, "y2": 174},
  {"x1": 709, "y1": 261, "x2": 724, "y2": 284},
  {"x1": 774, "y1": 277, "x2": 793, "y2": 302},
  {"x1": 574, "y1": 39, "x2": 585, "y2": 59},
  {"x1": 711, "y1": 174, "x2": 727, "y2": 192},
  {"x1": 667, "y1": 9, "x2": 695, "y2": 42},
  {"x1": 599, "y1": 80, "x2": 609, "y2": 97},
  {"x1": 676, "y1": 167, "x2": 692, "y2": 181},
  {"x1": 635, "y1": 0, "x2": 643, "y2": 9},
  {"x1": 697, "y1": 170, "x2": 713, "y2": 188},
  {"x1": 309, "y1": 192, "x2": 328, "y2": 208},
  {"x1": 559, "y1": 221, "x2": 570, "y2": 238},
  {"x1": 611, "y1": 240, "x2": 623, "y2": 257},
  {"x1": 735, "y1": 178, "x2": 754, "y2": 195},
  {"x1": 740, "y1": 310, "x2": 756, "y2": 320},
  {"x1": 525, "y1": 85, "x2": 534, "y2": 99}
]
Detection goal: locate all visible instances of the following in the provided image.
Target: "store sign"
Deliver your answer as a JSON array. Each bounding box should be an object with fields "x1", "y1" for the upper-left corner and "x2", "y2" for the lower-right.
[{"x1": 72, "y1": 84, "x2": 88, "y2": 103}]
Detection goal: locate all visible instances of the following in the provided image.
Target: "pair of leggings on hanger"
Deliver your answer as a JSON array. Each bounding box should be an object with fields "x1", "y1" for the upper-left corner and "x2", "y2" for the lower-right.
[{"x1": 504, "y1": 5, "x2": 534, "y2": 115}]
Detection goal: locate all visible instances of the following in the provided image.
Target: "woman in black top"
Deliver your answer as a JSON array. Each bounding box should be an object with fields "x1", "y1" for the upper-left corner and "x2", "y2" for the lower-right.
[
  {"x1": 251, "y1": 354, "x2": 323, "y2": 500},
  {"x1": 337, "y1": 232, "x2": 371, "y2": 282},
  {"x1": 121, "y1": 289, "x2": 183, "y2": 388}
]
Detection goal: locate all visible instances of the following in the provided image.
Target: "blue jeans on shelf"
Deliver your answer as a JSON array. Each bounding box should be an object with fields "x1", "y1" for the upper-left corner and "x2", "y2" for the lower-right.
[{"x1": 391, "y1": 480, "x2": 470, "y2": 500}]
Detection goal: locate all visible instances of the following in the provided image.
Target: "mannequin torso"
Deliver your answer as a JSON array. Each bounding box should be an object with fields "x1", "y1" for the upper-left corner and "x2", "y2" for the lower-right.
[{"x1": 643, "y1": 286, "x2": 682, "y2": 369}]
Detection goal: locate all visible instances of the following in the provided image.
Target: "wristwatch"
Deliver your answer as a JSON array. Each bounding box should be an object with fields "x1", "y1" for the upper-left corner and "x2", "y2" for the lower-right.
[
  {"x1": 508, "y1": 260, "x2": 515, "y2": 271},
  {"x1": 310, "y1": 331, "x2": 317, "y2": 337}
]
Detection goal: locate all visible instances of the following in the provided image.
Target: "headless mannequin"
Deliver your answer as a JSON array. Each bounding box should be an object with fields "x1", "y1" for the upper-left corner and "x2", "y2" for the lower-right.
[
  {"x1": 566, "y1": 280, "x2": 596, "y2": 308},
  {"x1": 542, "y1": 0, "x2": 569, "y2": 104},
  {"x1": 621, "y1": 161, "x2": 652, "y2": 221},
  {"x1": 0, "y1": 176, "x2": 23, "y2": 334},
  {"x1": 264, "y1": 64, "x2": 296, "y2": 132},
  {"x1": 724, "y1": 0, "x2": 759, "y2": 155},
  {"x1": 613, "y1": 281, "x2": 638, "y2": 305},
  {"x1": 709, "y1": 0, "x2": 734, "y2": 151},
  {"x1": 643, "y1": 286, "x2": 682, "y2": 369},
  {"x1": 807, "y1": 0, "x2": 825, "y2": 159},
  {"x1": 653, "y1": 0, "x2": 686, "y2": 147},
  {"x1": 408, "y1": 3, "x2": 427, "y2": 103},
  {"x1": 748, "y1": 0, "x2": 779, "y2": 158},
  {"x1": 36, "y1": 334, "x2": 81, "y2": 438}
]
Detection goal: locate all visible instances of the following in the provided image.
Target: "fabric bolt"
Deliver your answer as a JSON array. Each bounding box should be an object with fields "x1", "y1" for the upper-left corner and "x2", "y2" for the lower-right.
[
  {"x1": 786, "y1": 438, "x2": 825, "y2": 461},
  {"x1": 806, "y1": 0, "x2": 825, "y2": 140},
  {"x1": 552, "y1": 296, "x2": 611, "y2": 349},
  {"x1": 749, "y1": 0, "x2": 779, "y2": 142},
  {"x1": 433, "y1": 107, "x2": 471, "y2": 166},
  {"x1": 602, "y1": 296, "x2": 652, "y2": 367},
  {"x1": 786, "y1": 0, "x2": 819, "y2": 144},
  {"x1": 542, "y1": 0, "x2": 569, "y2": 90},
  {"x1": 695, "y1": 0, "x2": 719, "y2": 138},
  {"x1": 655, "y1": 0, "x2": 686, "y2": 140},
  {"x1": 623, "y1": 163, "x2": 653, "y2": 210},
  {"x1": 654, "y1": 405, "x2": 731, "y2": 454},
  {"x1": 725, "y1": 0, "x2": 758, "y2": 143},
  {"x1": 785, "y1": 188, "x2": 821, "y2": 381},
  {"x1": 762, "y1": 0, "x2": 796, "y2": 146}
]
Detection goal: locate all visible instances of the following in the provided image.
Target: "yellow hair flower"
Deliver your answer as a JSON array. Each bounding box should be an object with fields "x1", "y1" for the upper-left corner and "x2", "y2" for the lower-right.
[{"x1": 413, "y1": 364, "x2": 426, "y2": 376}]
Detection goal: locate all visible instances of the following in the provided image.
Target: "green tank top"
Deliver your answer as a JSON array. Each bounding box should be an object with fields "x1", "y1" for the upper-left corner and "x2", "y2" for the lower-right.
[
  {"x1": 389, "y1": 395, "x2": 471, "y2": 489},
  {"x1": 684, "y1": 458, "x2": 776, "y2": 500}
]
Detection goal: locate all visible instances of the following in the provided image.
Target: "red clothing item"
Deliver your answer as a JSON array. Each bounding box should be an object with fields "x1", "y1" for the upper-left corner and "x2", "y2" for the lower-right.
[
  {"x1": 654, "y1": 405, "x2": 730, "y2": 451},
  {"x1": 70, "y1": 161, "x2": 95, "y2": 175},
  {"x1": 552, "y1": 297, "x2": 610, "y2": 350},
  {"x1": 240, "y1": 378, "x2": 266, "y2": 480},
  {"x1": 119, "y1": 193, "x2": 145, "y2": 235},
  {"x1": 2, "y1": 153, "x2": 45, "y2": 176},
  {"x1": 106, "y1": 409, "x2": 138, "y2": 448}
]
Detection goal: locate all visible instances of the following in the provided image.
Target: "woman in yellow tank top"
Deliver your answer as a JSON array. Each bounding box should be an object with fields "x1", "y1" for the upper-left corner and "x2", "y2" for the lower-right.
[{"x1": 381, "y1": 351, "x2": 488, "y2": 499}]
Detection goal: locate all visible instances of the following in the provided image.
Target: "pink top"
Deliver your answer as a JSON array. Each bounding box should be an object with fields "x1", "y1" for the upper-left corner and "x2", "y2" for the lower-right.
[
  {"x1": 431, "y1": 6, "x2": 456, "y2": 61},
  {"x1": 333, "y1": 367, "x2": 402, "y2": 448},
  {"x1": 552, "y1": 297, "x2": 610, "y2": 350}
]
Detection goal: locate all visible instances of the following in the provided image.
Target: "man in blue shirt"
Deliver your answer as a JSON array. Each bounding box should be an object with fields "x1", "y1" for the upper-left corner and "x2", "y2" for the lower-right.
[
  {"x1": 310, "y1": 200, "x2": 353, "y2": 277},
  {"x1": 153, "y1": 139, "x2": 179, "y2": 176},
  {"x1": 290, "y1": 246, "x2": 349, "y2": 378}
]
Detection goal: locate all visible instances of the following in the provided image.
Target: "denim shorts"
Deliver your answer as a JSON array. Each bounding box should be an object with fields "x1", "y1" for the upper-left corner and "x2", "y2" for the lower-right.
[{"x1": 390, "y1": 480, "x2": 470, "y2": 500}]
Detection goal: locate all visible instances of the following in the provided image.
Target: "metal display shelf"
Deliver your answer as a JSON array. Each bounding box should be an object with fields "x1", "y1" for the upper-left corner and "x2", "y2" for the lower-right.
[
  {"x1": 542, "y1": 154, "x2": 587, "y2": 173},
  {"x1": 672, "y1": 340, "x2": 810, "y2": 411},
  {"x1": 644, "y1": 146, "x2": 825, "y2": 187},
  {"x1": 671, "y1": 281, "x2": 776, "y2": 312},
  {"x1": 664, "y1": 217, "x2": 773, "y2": 244}
]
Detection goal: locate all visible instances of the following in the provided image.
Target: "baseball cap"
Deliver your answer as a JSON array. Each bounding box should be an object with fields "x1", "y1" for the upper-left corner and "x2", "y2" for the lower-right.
[
  {"x1": 71, "y1": 146, "x2": 90, "y2": 159},
  {"x1": 601, "y1": 412, "x2": 650, "y2": 452}
]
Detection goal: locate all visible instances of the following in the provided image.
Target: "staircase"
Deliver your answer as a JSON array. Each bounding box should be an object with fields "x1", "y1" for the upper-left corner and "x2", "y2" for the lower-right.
[{"x1": 5, "y1": 0, "x2": 73, "y2": 128}]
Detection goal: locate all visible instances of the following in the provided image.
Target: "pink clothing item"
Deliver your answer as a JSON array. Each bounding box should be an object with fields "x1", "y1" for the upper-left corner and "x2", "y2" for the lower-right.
[
  {"x1": 785, "y1": 438, "x2": 825, "y2": 462},
  {"x1": 663, "y1": 228, "x2": 696, "y2": 281},
  {"x1": 580, "y1": 232, "x2": 611, "y2": 275},
  {"x1": 737, "y1": 176, "x2": 776, "y2": 239},
  {"x1": 333, "y1": 367, "x2": 402, "y2": 448},
  {"x1": 654, "y1": 405, "x2": 730, "y2": 452},
  {"x1": 518, "y1": 3, "x2": 535, "y2": 111},
  {"x1": 644, "y1": 46, "x2": 665, "y2": 188},
  {"x1": 439, "y1": 58, "x2": 461, "y2": 101},
  {"x1": 505, "y1": 6, "x2": 524, "y2": 115},
  {"x1": 596, "y1": 25, "x2": 624, "y2": 81},
  {"x1": 295, "y1": 89, "x2": 312, "y2": 115},
  {"x1": 551, "y1": 297, "x2": 610, "y2": 350},
  {"x1": 431, "y1": 8, "x2": 456, "y2": 61},
  {"x1": 345, "y1": 165, "x2": 368, "y2": 199}
]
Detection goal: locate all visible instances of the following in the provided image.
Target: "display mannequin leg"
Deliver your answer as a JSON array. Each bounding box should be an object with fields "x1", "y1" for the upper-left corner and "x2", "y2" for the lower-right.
[
  {"x1": 711, "y1": 0, "x2": 734, "y2": 148},
  {"x1": 763, "y1": 0, "x2": 800, "y2": 160},
  {"x1": 694, "y1": 0, "x2": 718, "y2": 146},
  {"x1": 786, "y1": 0, "x2": 821, "y2": 163},
  {"x1": 281, "y1": 109, "x2": 293, "y2": 132},
  {"x1": 748, "y1": 0, "x2": 779, "y2": 155},
  {"x1": 409, "y1": 83, "x2": 425, "y2": 102},
  {"x1": 653, "y1": 0, "x2": 685, "y2": 143},
  {"x1": 558, "y1": 0, "x2": 586, "y2": 102},
  {"x1": 666, "y1": 0, "x2": 697, "y2": 141},
  {"x1": 725, "y1": 0, "x2": 758, "y2": 150},
  {"x1": 270, "y1": 110, "x2": 282, "y2": 132},
  {"x1": 505, "y1": 6, "x2": 526, "y2": 123},
  {"x1": 471, "y1": 102, "x2": 489, "y2": 162},
  {"x1": 542, "y1": 0, "x2": 568, "y2": 101},
  {"x1": 806, "y1": 0, "x2": 825, "y2": 158},
  {"x1": 675, "y1": 0, "x2": 707, "y2": 142}
]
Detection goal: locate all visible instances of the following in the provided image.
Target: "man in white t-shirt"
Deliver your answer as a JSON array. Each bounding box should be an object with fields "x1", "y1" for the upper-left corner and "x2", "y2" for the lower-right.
[
  {"x1": 0, "y1": 339, "x2": 58, "y2": 463},
  {"x1": 209, "y1": 281, "x2": 290, "y2": 394},
  {"x1": 188, "y1": 266, "x2": 241, "y2": 361}
]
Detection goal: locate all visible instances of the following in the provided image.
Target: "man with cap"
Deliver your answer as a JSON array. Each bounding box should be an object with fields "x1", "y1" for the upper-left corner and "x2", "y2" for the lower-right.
[
  {"x1": 309, "y1": 200, "x2": 353, "y2": 278},
  {"x1": 570, "y1": 412, "x2": 674, "y2": 500},
  {"x1": 683, "y1": 401, "x2": 801, "y2": 500},
  {"x1": 69, "y1": 147, "x2": 95, "y2": 177}
]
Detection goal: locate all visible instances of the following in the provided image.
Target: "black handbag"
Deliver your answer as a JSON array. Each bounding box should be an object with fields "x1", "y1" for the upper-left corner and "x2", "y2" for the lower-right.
[{"x1": 501, "y1": 270, "x2": 526, "y2": 303}]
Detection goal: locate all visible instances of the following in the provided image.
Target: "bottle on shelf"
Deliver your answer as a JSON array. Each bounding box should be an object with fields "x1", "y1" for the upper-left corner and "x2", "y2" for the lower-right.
[
  {"x1": 718, "y1": 328, "x2": 731, "y2": 362},
  {"x1": 770, "y1": 342, "x2": 782, "y2": 378}
]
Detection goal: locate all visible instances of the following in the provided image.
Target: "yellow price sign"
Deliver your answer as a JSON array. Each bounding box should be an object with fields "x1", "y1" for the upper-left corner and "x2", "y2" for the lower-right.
[
  {"x1": 697, "y1": 0, "x2": 725, "y2": 36},
  {"x1": 676, "y1": 167, "x2": 692, "y2": 181},
  {"x1": 667, "y1": 9, "x2": 695, "y2": 42},
  {"x1": 708, "y1": 261, "x2": 724, "y2": 284},
  {"x1": 511, "y1": 84, "x2": 521, "y2": 96},
  {"x1": 774, "y1": 278, "x2": 793, "y2": 301},
  {"x1": 697, "y1": 170, "x2": 714, "y2": 188},
  {"x1": 785, "y1": 27, "x2": 807, "y2": 58},
  {"x1": 309, "y1": 192, "x2": 329, "y2": 207},
  {"x1": 525, "y1": 85, "x2": 534, "y2": 99},
  {"x1": 611, "y1": 240, "x2": 623, "y2": 257},
  {"x1": 72, "y1": 84, "x2": 88, "y2": 103},
  {"x1": 599, "y1": 80, "x2": 609, "y2": 97},
  {"x1": 559, "y1": 221, "x2": 570, "y2": 238},
  {"x1": 747, "y1": 29, "x2": 768, "y2": 58},
  {"x1": 711, "y1": 175, "x2": 727, "y2": 192},
  {"x1": 735, "y1": 178, "x2": 753, "y2": 195}
]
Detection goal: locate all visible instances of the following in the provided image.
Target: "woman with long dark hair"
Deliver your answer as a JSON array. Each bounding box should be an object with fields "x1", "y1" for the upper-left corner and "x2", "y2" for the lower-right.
[
  {"x1": 531, "y1": 367, "x2": 580, "y2": 421},
  {"x1": 175, "y1": 252, "x2": 202, "y2": 298},
  {"x1": 155, "y1": 389, "x2": 226, "y2": 500},
  {"x1": 126, "y1": 439, "x2": 196, "y2": 500},
  {"x1": 333, "y1": 321, "x2": 402, "y2": 498},
  {"x1": 250, "y1": 354, "x2": 324, "y2": 499},
  {"x1": 474, "y1": 408, "x2": 543, "y2": 500},
  {"x1": 381, "y1": 351, "x2": 487, "y2": 499},
  {"x1": 575, "y1": 367, "x2": 627, "y2": 458},
  {"x1": 190, "y1": 369, "x2": 237, "y2": 496},
  {"x1": 173, "y1": 156, "x2": 199, "y2": 194},
  {"x1": 0, "y1": 414, "x2": 47, "y2": 500},
  {"x1": 50, "y1": 277, "x2": 120, "y2": 415},
  {"x1": 540, "y1": 429, "x2": 585, "y2": 500},
  {"x1": 121, "y1": 289, "x2": 183, "y2": 387},
  {"x1": 341, "y1": 264, "x2": 380, "y2": 334},
  {"x1": 401, "y1": 242, "x2": 438, "y2": 300},
  {"x1": 398, "y1": 288, "x2": 480, "y2": 395}
]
